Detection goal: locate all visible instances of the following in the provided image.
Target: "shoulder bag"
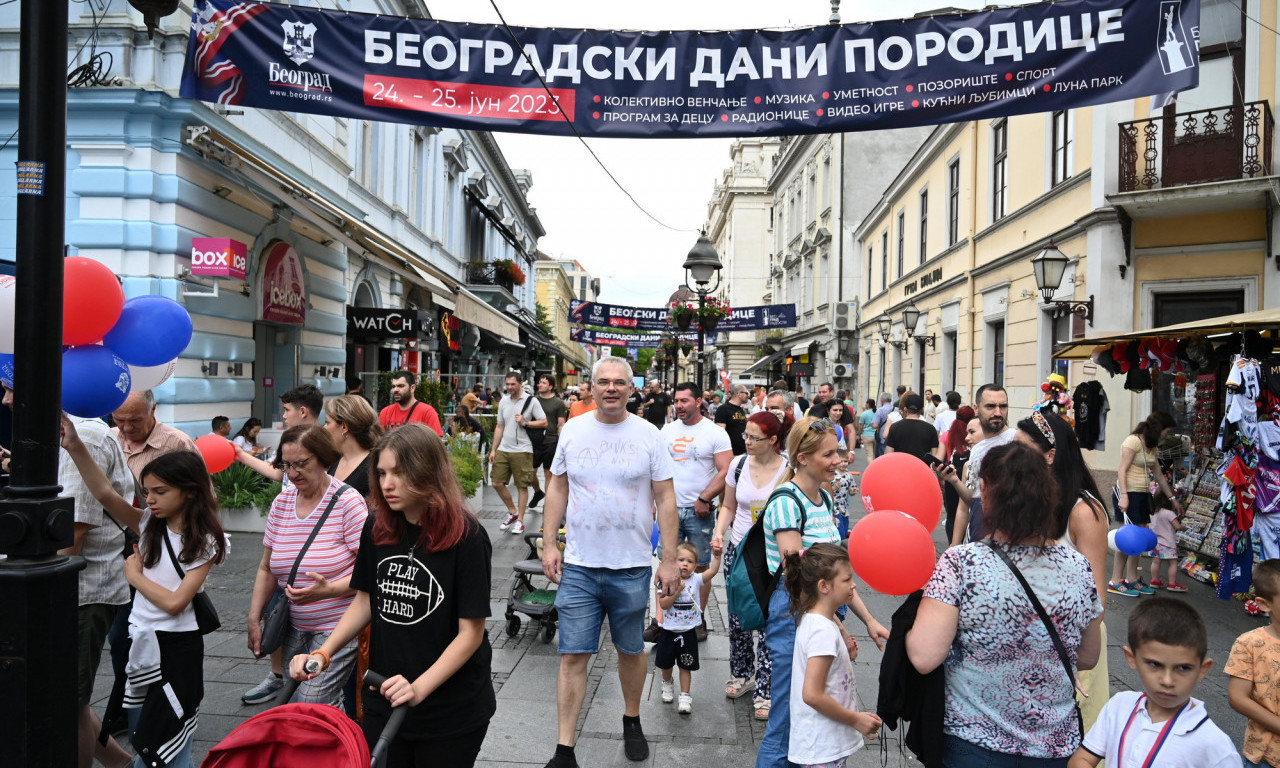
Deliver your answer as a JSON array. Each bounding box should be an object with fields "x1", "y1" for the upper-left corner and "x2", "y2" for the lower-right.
[
  {"x1": 259, "y1": 484, "x2": 351, "y2": 653},
  {"x1": 161, "y1": 531, "x2": 221, "y2": 635},
  {"x1": 980, "y1": 539, "x2": 1084, "y2": 739},
  {"x1": 520, "y1": 395, "x2": 545, "y2": 450}
]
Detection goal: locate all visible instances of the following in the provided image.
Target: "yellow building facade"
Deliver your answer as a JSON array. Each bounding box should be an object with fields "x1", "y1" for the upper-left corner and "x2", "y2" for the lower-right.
[
  {"x1": 534, "y1": 258, "x2": 589, "y2": 386},
  {"x1": 857, "y1": 0, "x2": 1279, "y2": 470}
]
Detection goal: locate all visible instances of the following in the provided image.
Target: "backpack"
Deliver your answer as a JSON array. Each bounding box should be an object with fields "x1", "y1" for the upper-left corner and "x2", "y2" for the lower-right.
[
  {"x1": 519, "y1": 395, "x2": 544, "y2": 450},
  {"x1": 726, "y1": 485, "x2": 832, "y2": 631}
]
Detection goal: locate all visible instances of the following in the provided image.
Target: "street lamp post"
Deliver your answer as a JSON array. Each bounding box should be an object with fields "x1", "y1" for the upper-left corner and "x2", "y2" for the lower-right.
[{"x1": 682, "y1": 233, "x2": 722, "y2": 390}]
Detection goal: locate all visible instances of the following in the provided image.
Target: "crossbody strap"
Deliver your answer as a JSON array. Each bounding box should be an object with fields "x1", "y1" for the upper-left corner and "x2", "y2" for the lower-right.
[
  {"x1": 287, "y1": 483, "x2": 351, "y2": 587},
  {"x1": 981, "y1": 539, "x2": 1083, "y2": 737},
  {"x1": 162, "y1": 528, "x2": 187, "y2": 578},
  {"x1": 404, "y1": 401, "x2": 419, "y2": 423}
]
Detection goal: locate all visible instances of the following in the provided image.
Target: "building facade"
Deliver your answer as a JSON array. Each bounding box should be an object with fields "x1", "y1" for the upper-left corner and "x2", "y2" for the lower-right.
[
  {"x1": 0, "y1": 0, "x2": 549, "y2": 434},
  {"x1": 535, "y1": 256, "x2": 589, "y2": 385}
]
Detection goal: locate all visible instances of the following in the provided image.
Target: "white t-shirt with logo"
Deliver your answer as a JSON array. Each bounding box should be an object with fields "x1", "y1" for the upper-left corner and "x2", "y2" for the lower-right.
[
  {"x1": 662, "y1": 572, "x2": 704, "y2": 632},
  {"x1": 662, "y1": 417, "x2": 732, "y2": 508},
  {"x1": 552, "y1": 413, "x2": 675, "y2": 569}
]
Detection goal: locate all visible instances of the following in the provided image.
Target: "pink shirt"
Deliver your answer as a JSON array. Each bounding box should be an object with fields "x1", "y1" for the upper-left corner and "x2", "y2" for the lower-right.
[
  {"x1": 1150, "y1": 507, "x2": 1179, "y2": 550},
  {"x1": 263, "y1": 476, "x2": 367, "y2": 631}
]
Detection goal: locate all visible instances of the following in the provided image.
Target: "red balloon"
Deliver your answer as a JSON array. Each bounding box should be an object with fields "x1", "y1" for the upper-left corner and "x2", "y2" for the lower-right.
[
  {"x1": 860, "y1": 452, "x2": 942, "y2": 531},
  {"x1": 848, "y1": 511, "x2": 937, "y2": 595},
  {"x1": 195, "y1": 435, "x2": 236, "y2": 474},
  {"x1": 64, "y1": 257, "x2": 125, "y2": 346}
]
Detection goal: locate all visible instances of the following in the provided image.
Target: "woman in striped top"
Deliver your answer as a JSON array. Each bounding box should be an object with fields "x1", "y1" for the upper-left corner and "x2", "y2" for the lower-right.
[{"x1": 247, "y1": 425, "x2": 368, "y2": 708}]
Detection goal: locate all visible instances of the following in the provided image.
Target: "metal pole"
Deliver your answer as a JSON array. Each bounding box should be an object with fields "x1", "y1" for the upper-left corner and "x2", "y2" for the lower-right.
[
  {"x1": 696, "y1": 293, "x2": 705, "y2": 389},
  {"x1": 0, "y1": 1, "x2": 83, "y2": 766}
]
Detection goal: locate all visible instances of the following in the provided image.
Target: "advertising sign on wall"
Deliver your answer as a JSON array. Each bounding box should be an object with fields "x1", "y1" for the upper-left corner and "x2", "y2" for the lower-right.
[
  {"x1": 182, "y1": 0, "x2": 1199, "y2": 139},
  {"x1": 261, "y1": 241, "x2": 306, "y2": 325},
  {"x1": 191, "y1": 237, "x2": 248, "y2": 280}
]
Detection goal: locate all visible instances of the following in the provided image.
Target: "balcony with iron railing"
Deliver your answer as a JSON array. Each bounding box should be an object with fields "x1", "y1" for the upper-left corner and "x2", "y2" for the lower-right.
[
  {"x1": 1118, "y1": 100, "x2": 1273, "y2": 193},
  {"x1": 465, "y1": 260, "x2": 524, "y2": 311}
]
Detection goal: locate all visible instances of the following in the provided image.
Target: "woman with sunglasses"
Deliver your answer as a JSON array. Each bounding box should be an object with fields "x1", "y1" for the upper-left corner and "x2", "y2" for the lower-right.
[
  {"x1": 247, "y1": 425, "x2": 368, "y2": 707},
  {"x1": 711, "y1": 411, "x2": 794, "y2": 720},
  {"x1": 756, "y1": 417, "x2": 889, "y2": 768}
]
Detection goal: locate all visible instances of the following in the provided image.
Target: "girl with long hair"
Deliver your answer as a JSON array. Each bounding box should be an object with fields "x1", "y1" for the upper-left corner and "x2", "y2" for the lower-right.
[
  {"x1": 61, "y1": 418, "x2": 228, "y2": 768},
  {"x1": 756, "y1": 417, "x2": 888, "y2": 768},
  {"x1": 232, "y1": 417, "x2": 266, "y2": 457},
  {"x1": 1109, "y1": 411, "x2": 1181, "y2": 597},
  {"x1": 290, "y1": 423, "x2": 495, "y2": 768},
  {"x1": 711, "y1": 410, "x2": 793, "y2": 719}
]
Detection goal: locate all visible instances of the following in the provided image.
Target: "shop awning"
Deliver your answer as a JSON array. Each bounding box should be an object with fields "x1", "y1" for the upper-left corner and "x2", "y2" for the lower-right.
[
  {"x1": 741, "y1": 349, "x2": 786, "y2": 376},
  {"x1": 402, "y1": 261, "x2": 454, "y2": 308},
  {"x1": 789, "y1": 343, "x2": 810, "y2": 357},
  {"x1": 454, "y1": 290, "x2": 519, "y2": 340},
  {"x1": 480, "y1": 328, "x2": 525, "y2": 350},
  {"x1": 1053, "y1": 307, "x2": 1280, "y2": 360}
]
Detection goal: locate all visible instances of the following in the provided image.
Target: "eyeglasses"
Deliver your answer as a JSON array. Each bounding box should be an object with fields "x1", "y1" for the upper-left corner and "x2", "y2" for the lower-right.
[
  {"x1": 280, "y1": 456, "x2": 315, "y2": 472},
  {"x1": 594, "y1": 378, "x2": 629, "y2": 390},
  {"x1": 744, "y1": 434, "x2": 770, "y2": 444}
]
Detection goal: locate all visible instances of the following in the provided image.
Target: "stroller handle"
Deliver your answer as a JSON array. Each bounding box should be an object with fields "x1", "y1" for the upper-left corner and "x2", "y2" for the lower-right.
[{"x1": 364, "y1": 670, "x2": 408, "y2": 768}]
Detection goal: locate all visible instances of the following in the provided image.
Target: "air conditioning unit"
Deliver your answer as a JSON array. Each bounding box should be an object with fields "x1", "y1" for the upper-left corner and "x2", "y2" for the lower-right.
[
  {"x1": 831, "y1": 361, "x2": 855, "y2": 378},
  {"x1": 829, "y1": 301, "x2": 858, "y2": 332}
]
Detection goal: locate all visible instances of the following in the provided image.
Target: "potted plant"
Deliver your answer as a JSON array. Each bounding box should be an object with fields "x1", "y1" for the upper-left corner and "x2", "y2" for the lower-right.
[
  {"x1": 697, "y1": 296, "x2": 732, "y2": 333},
  {"x1": 212, "y1": 463, "x2": 283, "y2": 532},
  {"x1": 445, "y1": 435, "x2": 485, "y2": 506},
  {"x1": 668, "y1": 301, "x2": 695, "y2": 331},
  {"x1": 492, "y1": 258, "x2": 526, "y2": 287}
]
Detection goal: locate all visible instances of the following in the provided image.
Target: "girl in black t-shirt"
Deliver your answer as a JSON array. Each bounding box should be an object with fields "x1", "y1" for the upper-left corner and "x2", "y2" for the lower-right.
[{"x1": 290, "y1": 423, "x2": 495, "y2": 768}]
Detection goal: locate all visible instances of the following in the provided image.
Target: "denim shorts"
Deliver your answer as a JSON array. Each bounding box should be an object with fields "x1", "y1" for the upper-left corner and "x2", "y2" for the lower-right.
[
  {"x1": 941, "y1": 735, "x2": 1068, "y2": 768},
  {"x1": 555, "y1": 563, "x2": 651, "y2": 655},
  {"x1": 656, "y1": 506, "x2": 714, "y2": 566}
]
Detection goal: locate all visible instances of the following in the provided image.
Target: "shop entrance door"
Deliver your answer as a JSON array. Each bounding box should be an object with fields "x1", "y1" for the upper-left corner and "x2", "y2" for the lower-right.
[
  {"x1": 1152, "y1": 290, "x2": 1244, "y2": 436},
  {"x1": 253, "y1": 321, "x2": 299, "y2": 425}
]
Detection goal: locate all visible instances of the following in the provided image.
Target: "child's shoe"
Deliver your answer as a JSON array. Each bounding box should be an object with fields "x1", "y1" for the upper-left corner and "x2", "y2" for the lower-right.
[
  {"x1": 677, "y1": 692, "x2": 692, "y2": 714},
  {"x1": 1148, "y1": 578, "x2": 1165, "y2": 588},
  {"x1": 1165, "y1": 582, "x2": 1189, "y2": 592},
  {"x1": 660, "y1": 679, "x2": 674, "y2": 703},
  {"x1": 1131, "y1": 580, "x2": 1156, "y2": 595}
]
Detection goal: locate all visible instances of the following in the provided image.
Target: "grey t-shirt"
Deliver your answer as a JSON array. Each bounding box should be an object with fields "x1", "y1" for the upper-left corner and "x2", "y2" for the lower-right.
[
  {"x1": 965, "y1": 427, "x2": 1017, "y2": 498},
  {"x1": 537, "y1": 395, "x2": 568, "y2": 440}
]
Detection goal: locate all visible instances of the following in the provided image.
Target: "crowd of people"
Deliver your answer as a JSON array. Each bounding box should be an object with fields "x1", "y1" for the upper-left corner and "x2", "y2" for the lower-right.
[{"x1": 40, "y1": 365, "x2": 1274, "y2": 768}]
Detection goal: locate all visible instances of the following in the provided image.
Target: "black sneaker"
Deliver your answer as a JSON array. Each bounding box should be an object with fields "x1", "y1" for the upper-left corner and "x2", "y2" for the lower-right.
[
  {"x1": 642, "y1": 620, "x2": 660, "y2": 644},
  {"x1": 623, "y1": 719, "x2": 649, "y2": 761},
  {"x1": 544, "y1": 752, "x2": 579, "y2": 768},
  {"x1": 530, "y1": 489, "x2": 546, "y2": 508}
]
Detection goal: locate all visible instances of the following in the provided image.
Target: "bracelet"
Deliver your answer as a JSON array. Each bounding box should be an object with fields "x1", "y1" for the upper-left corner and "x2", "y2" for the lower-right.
[
  {"x1": 697, "y1": 497, "x2": 710, "y2": 506},
  {"x1": 310, "y1": 649, "x2": 331, "y2": 671}
]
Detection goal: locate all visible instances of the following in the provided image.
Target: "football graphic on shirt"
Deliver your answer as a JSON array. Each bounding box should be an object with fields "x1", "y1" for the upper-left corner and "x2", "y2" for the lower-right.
[{"x1": 376, "y1": 554, "x2": 443, "y2": 625}]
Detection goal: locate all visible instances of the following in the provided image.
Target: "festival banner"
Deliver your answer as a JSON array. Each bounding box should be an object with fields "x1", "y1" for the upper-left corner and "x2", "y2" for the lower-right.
[
  {"x1": 569, "y1": 300, "x2": 796, "y2": 332},
  {"x1": 181, "y1": 0, "x2": 1199, "y2": 139},
  {"x1": 571, "y1": 329, "x2": 707, "y2": 348}
]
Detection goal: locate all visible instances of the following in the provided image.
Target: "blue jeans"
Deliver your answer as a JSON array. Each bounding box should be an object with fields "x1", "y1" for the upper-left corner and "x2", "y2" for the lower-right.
[
  {"x1": 942, "y1": 735, "x2": 1068, "y2": 768},
  {"x1": 756, "y1": 576, "x2": 798, "y2": 768},
  {"x1": 127, "y1": 705, "x2": 194, "y2": 768},
  {"x1": 555, "y1": 563, "x2": 651, "y2": 655},
  {"x1": 657, "y1": 506, "x2": 715, "y2": 567}
]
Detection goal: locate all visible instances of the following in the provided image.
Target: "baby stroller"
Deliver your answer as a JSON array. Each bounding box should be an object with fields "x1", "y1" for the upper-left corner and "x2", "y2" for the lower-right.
[
  {"x1": 505, "y1": 529, "x2": 562, "y2": 643},
  {"x1": 200, "y1": 671, "x2": 406, "y2": 768}
]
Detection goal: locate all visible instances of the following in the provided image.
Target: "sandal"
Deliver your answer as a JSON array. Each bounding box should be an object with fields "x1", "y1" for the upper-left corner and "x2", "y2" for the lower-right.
[
  {"x1": 753, "y1": 697, "x2": 771, "y2": 721},
  {"x1": 725, "y1": 676, "x2": 755, "y2": 699}
]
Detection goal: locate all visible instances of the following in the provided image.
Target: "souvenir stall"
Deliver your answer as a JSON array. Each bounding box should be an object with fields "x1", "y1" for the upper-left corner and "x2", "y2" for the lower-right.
[{"x1": 1054, "y1": 308, "x2": 1280, "y2": 613}]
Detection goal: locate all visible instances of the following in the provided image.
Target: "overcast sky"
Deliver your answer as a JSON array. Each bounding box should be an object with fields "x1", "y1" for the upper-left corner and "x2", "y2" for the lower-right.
[{"x1": 424, "y1": 0, "x2": 989, "y2": 308}]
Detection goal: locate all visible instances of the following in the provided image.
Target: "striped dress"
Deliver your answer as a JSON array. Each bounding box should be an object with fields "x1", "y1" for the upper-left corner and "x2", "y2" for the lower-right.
[{"x1": 264, "y1": 476, "x2": 367, "y2": 631}]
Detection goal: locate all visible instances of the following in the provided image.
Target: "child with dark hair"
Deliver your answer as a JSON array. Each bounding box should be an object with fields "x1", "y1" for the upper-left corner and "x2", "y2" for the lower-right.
[
  {"x1": 656, "y1": 541, "x2": 722, "y2": 714},
  {"x1": 1227, "y1": 559, "x2": 1280, "y2": 767},
  {"x1": 1070, "y1": 597, "x2": 1235, "y2": 767},
  {"x1": 782, "y1": 542, "x2": 880, "y2": 768}
]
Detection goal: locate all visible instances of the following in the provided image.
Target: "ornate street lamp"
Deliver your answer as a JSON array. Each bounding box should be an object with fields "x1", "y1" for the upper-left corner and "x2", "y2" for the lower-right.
[
  {"x1": 877, "y1": 313, "x2": 907, "y2": 351},
  {"x1": 1031, "y1": 242, "x2": 1094, "y2": 326},
  {"x1": 901, "y1": 301, "x2": 935, "y2": 348},
  {"x1": 681, "y1": 233, "x2": 723, "y2": 390}
]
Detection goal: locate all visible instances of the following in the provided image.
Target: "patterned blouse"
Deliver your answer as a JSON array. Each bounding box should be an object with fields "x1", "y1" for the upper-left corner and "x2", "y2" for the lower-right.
[{"x1": 923, "y1": 542, "x2": 1102, "y2": 758}]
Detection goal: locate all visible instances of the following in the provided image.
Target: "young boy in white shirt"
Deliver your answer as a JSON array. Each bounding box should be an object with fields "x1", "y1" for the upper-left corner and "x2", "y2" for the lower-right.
[{"x1": 1069, "y1": 597, "x2": 1236, "y2": 768}]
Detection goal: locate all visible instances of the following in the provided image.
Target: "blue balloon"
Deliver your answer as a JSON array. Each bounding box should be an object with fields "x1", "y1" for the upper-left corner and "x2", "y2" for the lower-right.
[
  {"x1": 650, "y1": 522, "x2": 660, "y2": 553},
  {"x1": 1115, "y1": 524, "x2": 1153, "y2": 556},
  {"x1": 102, "y1": 296, "x2": 193, "y2": 367},
  {"x1": 63, "y1": 346, "x2": 131, "y2": 417}
]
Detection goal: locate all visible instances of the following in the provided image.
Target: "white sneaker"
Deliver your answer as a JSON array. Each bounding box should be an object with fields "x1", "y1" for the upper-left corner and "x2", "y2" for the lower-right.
[
  {"x1": 499, "y1": 513, "x2": 518, "y2": 531},
  {"x1": 510, "y1": 521, "x2": 526, "y2": 535},
  {"x1": 660, "y1": 679, "x2": 674, "y2": 703},
  {"x1": 677, "y1": 692, "x2": 692, "y2": 714}
]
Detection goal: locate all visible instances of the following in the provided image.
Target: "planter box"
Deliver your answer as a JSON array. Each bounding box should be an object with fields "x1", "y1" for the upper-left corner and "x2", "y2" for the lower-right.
[
  {"x1": 467, "y1": 485, "x2": 485, "y2": 513},
  {"x1": 219, "y1": 506, "x2": 267, "y2": 533}
]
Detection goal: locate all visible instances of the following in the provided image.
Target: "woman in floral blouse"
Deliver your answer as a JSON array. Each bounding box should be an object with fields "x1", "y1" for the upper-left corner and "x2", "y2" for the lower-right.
[{"x1": 905, "y1": 441, "x2": 1103, "y2": 767}]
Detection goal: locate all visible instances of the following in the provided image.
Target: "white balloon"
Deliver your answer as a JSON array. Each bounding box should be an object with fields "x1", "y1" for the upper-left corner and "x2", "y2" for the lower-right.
[
  {"x1": 128, "y1": 358, "x2": 178, "y2": 392},
  {"x1": 0, "y1": 275, "x2": 16, "y2": 355}
]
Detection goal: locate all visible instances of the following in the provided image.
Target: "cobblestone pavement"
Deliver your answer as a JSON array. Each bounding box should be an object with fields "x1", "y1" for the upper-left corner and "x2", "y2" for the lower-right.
[{"x1": 89, "y1": 449, "x2": 1258, "y2": 766}]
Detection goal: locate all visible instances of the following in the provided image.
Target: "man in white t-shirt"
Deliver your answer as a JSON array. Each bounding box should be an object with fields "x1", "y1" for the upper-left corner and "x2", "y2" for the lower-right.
[
  {"x1": 647, "y1": 382, "x2": 731, "y2": 642},
  {"x1": 491, "y1": 372, "x2": 547, "y2": 536},
  {"x1": 541, "y1": 357, "x2": 678, "y2": 768},
  {"x1": 934, "y1": 391, "x2": 961, "y2": 436},
  {"x1": 945, "y1": 384, "x2": 1015, "y2": 546}
]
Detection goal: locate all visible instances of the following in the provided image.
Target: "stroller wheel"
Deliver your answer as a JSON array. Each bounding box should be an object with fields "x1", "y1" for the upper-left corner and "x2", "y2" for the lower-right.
[
  {"x1": 506, "y1": 616, "x2": 521, "y2": 637},
  {"x1": 542, "y1": 621, "x2": 556, "y2": 644}
]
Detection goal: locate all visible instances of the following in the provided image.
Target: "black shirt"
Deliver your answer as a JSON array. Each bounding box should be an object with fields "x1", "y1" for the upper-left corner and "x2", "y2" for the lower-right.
[
  {"x1": 329, "y1": 455, "x2": 372, "y2": 499},
  {"x1": 643, "y1": 392, "x2": 671, "y2": 427},
  {"x1": 885, "y1": 418, "x2": 940, "y2": 464},
  {"x1": 350, "y1": 517, "x2": 495, "y2": 738},
  {"x1": 714, "y1": 401, "x2": 748, "y2": 455},
  {"x1": 809, "y1": 399, "x2": 855, "y2": 427},
  {"x1": 626, "y1": 392, "x2": 643, "y2": 414}
]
